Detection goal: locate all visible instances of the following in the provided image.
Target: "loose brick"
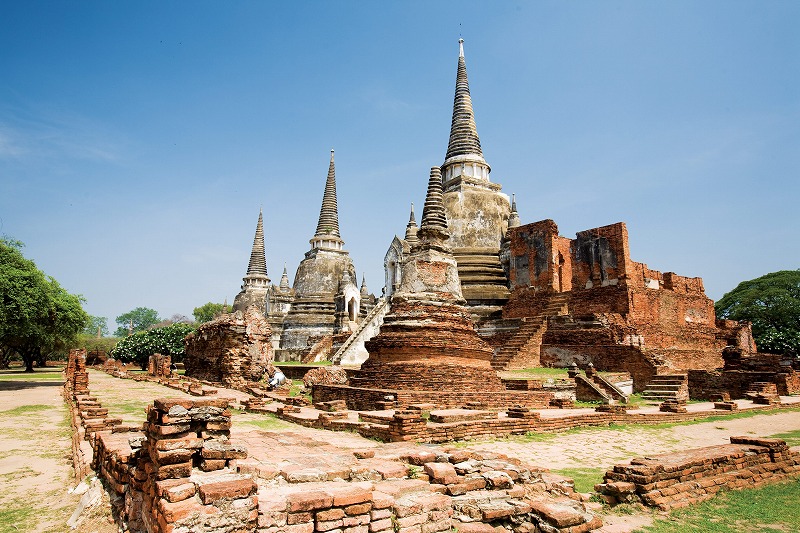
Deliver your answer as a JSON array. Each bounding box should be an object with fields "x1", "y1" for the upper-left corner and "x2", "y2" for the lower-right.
[
  {"x1": 287, "y1": 491, "x2": 334, "y2": 512},
  {"x1": 197, "y1": 478, "x2": 257, "y2": 504}
]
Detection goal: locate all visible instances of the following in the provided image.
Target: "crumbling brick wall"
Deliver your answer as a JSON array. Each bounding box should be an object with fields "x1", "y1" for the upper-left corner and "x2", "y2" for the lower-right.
[
  {"x1": 184, "y1": 306, "x2": 273, "y2": 389},
  {"x1": 93, "y1": 397, "x2": 256, "y2": 533},
  {"x1": 148, "y1": 353, "x2": 172, "y2": 377},
  {"x1": 597, "y1": 437, "x2": 800, "y2": 510},
  {"x1": 502, "y1": 219, "x2": 727, "y2": 379}
]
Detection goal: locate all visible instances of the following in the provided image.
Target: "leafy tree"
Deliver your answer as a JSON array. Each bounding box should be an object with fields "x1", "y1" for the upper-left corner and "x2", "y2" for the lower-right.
[
  {"x1": 193, "y1": 302, "x2": 225, "y2": 323},
  {"x1": 715, "y1": 270, "x2": 800, "y2": 356},
  {"x1": 110, "y1": 322, "x2": 195, "y2": 369},
  {"x1": 84, "y1": 315, "x2": 109, "y2": 337},
  {"x1": 77, "y1": 334, "x2": 118, "y2": 355},
  {"x1": 114, "y1": 307, "x2": 160, "y2": 337},
  {"x1": 0, "y1": 238, "x2": 89, "y2": 371}
]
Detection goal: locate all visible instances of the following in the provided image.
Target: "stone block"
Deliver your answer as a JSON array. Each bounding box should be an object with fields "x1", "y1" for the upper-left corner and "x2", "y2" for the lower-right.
[
  {"x1": 424, "y1": 462, "x2": 459, "y2": 485},
  {"x1": 197, "y1": 478, "x2": 257, "y2": 504},
  {"x1": 202, "y1": 440, "x2": 248, "y2": 459},
  {"x1": 330, "y1": 485, "x2": 372, "y2": 507},
  {"x1": 155, "y1": 479, "x2": 196, "y2": 503},
  {"x1": 287, "y1": 491, "x2": 334, "y2": 512}
]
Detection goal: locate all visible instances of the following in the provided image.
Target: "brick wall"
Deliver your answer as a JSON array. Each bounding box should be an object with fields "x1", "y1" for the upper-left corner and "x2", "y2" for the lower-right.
[
  {"x1": 184, "y1": 307, "x2": 274, "y2": 388},
  {"x1": 92, "y1": 397, "x2": 257, "y2": 533},
  {"x1": 597, "y1": 437, "x2": 800, "y2": 510},
  {"x1": 313, "y1": 384, "x2": 553, "y2": 412}
]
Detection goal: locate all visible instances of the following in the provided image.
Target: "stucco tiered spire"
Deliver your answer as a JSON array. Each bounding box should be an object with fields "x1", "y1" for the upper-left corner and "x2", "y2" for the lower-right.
[
  {"x1": 310, "y1": 149, "x2": 344, "y2": 251},
  {"x1": 508, "y1": 194, "x2": 521, "y2": 229},
  {"x1": 232, "y1": 210, "x2": 270, "y2": 312},
  {"x1": 442, "y1": 38, "x2": 490, "y2": 185},
  {"x1": 404, "y1": 203, "x2": 419, "y2": 247},
  {"x1": 246, "y1": 209, "x2": 268, "y2": 278},
  {"x1": 360, "y1": 275, "x2": 369, "y2": 298},
  {"x1": 279, "y1": 264, "x2": 291, "y2": 290},
  {"x1": 418, "y1": 167, "x2": 450, "y2": 249}
]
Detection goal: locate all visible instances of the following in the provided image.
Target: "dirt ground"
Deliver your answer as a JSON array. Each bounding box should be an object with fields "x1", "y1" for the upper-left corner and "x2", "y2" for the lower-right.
[
  {"x1": 2, "y1": 368, "x2": 799, "y2": 533},
  {"x1": 0, "y1": 374, "x2": 116, "y2": 533},
  {"x1": 462, "y1": 410, "x2": 800, "y2": 471}
]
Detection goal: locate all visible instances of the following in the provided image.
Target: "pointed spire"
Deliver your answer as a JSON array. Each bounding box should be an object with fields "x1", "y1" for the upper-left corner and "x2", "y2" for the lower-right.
[
  {"x1": 246, "y1": 209, "x2": 268, "y2": 277},
  {"x1": 404, "y1": 202, "x2": 419, "y2": 246},
  {"x1": 445, "y1": 38, "x2": 484, "y2": 164},
  {"x1": 508, "y1": 193, "x2": 521, "y2": 229},
  {"x1": 310, "y1": 150, "x2": 345, "y2": 251},
  {"x1": 222, "y1": 298, "x2": 228, "y2": 313},
  {"x1": 360, "y1": 274, "x2": 369, "y2": 297},
  {"x1": 314, "y1": 149, "x2": 341, "y2": 238},
  {"x1": 417, "y1": 167, "x2": 449, "y2": 250},
  {"x1": 279, "y1": 264, "x2": 291, "y2": 290}
]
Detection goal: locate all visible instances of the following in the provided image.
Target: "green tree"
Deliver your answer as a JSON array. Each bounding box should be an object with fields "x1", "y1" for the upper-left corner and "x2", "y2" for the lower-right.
[
  {"x1": 715, "y1": 270, "x2": 800, "y2": 356},
  {"x1": 114, "y1": 307, "x2": 161, "y2": 337},
  {"x1": 110, "y1": 322, "x2": 195, "y2": 369},
  {"x1": 192, "y1": 302, "x2": 225, "y2": 323},
  {"x1": 84, "y1": 315, "x2": 109, "y2": 337},
  {"x1": 0, "y1": 238, "x2": 89, "y2": 371}
]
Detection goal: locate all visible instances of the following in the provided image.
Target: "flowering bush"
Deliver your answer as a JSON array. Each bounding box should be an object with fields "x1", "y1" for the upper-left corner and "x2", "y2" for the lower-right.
[{"x1": 111, "y1": 322, "x2": 195, "y2": 368}]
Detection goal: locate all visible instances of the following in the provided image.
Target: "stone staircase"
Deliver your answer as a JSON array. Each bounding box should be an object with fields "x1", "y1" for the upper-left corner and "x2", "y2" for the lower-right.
[
  {"x1": 491, "y1": 293, "x2": 570, "y2": 371},
  {"x1": 330, "y1": 297, "x2": 389, "y2": 366},
  {"x1": 491, "y1": 317, "x2": 546, "y2": 370},
  {"x1": 641, "y1": 374, "x2": 689, "y2": 402}
]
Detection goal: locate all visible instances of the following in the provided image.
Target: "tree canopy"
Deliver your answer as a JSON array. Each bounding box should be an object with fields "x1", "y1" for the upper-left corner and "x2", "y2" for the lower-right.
[
  {"x1": 110, "y1": 322, "x2": 195, "y2": 368},
  {"x1": 84, "y1": 315, "x2": 109, "y2": 337},
  {"x1": 0, "y1": 238, "x2": 89, "y2": 371},
  {"x1": 114, "y1": 307, "x2": 161, "y2": 337},
  {"x1": 715, "y1": 270, "x2": 800, "y2": 356},
  {"x1": 192, "y1": 302, "x2": 225, "y2": 323}
]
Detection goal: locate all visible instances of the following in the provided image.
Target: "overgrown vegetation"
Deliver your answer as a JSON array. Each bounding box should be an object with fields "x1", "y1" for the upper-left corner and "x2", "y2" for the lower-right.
[
  {"x1": 639, "y1": 479, "x2": 800, "y2": 532},
  {"x1": 111, "y1": 322, "x2": 195, "y2": 368},
  {"x1": 0, "y1": 237, "x2": 89, "y2": 371},
  {"x1": 715, "y1": 269, "x2": 800, "y2": 356}
]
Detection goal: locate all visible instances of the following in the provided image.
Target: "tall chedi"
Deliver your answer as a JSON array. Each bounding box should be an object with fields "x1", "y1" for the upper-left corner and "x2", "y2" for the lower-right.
[
  {"x1": 232, "y1": 209, "x2": 271, "y2": 312},
  {"x1": 278, "y1": 150, "x2": 360, "y2": 360},
  {"x1": 352, "y1": 167, "x2": 504, "y2": 393},
  {"x1": 441, "y1": 38, "x2": 511, "y2": 319}
]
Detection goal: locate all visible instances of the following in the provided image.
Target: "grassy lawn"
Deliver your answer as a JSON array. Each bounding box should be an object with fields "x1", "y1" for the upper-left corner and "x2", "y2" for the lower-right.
[
  {"x1": 504, "y1": 367, "x2": 570, "y2": 379},
  {"x1": 0, "y1": 368, "x2": 64, "y2": 380},
  {"x1": 552, "y1": 467, "x2": 606, "y2": 493},
  {"x1": 637, "y1": 478, "x2": 800, "y2": 532},
  {"x1": 767, "y1": 428, "x2": 800, "y2": 447}
]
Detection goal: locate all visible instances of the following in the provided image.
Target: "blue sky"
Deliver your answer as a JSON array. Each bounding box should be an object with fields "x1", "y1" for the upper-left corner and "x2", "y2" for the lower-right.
[{"x1": 1, "y1": 1, "x2": 798, "y2": 330}]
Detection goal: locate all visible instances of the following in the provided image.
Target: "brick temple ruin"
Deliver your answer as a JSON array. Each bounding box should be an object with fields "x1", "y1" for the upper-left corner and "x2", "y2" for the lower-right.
[{"x1": 217, "y1": 38, "x2": 797, "y2": 405}]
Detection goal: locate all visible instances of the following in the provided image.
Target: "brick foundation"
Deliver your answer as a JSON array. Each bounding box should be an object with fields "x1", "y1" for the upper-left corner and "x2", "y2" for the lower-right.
[{"x1": 597, "y1": 437, "x2": 800, "y2": 510}]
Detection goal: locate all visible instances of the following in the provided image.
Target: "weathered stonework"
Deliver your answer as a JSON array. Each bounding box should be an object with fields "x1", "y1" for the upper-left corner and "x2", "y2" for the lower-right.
[
  {"x1": 278, "y1": 151, "x2": 367, "y2": 360},
  {"x1": 184, "y1": 306, "x2": 274, "y2": 388},
  {"x1": 348, "y1": 167, "x2": 505, "y2": 405},
  {"x1": 494, "y1": 219, "x2": 753, "y2": 390},
  {"x1": 597, "y1": 437, "x2": 800, "y2": 510}
]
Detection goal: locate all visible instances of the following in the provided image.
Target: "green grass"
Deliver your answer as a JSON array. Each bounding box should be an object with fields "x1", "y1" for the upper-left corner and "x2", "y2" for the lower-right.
[
  {"x1": 0, "y1": 498, "x2": 38, "y2": 532},
  {"x1": 0, "y1": 371, "x2": 63, "y2": 380},
  {"x1": 637, "y1": 479, "x2": 800, "y2": 532},
  {"x1": 0, "y1": 404, "x2": 52, "y2": 415},
  {"x1": 552, "y1": 467, "x2": 605, "y2": 493},
  {"x1": 767, "y1": 428, "x2": 800, "y2": 447},
  {"x1": 240, "y1": 414, "x2": 294, "y2": 431},
  {"x1": 505, "y1": 367, "x2": 570, "y2": 379}
]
